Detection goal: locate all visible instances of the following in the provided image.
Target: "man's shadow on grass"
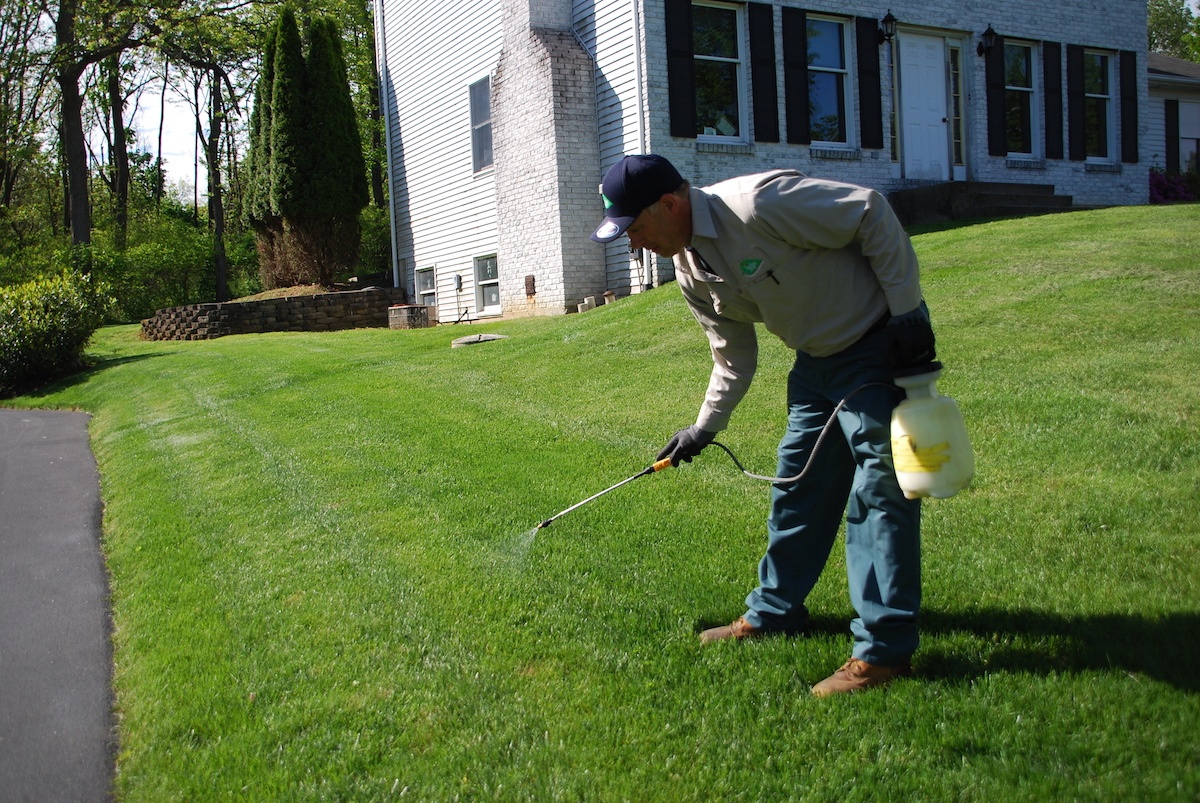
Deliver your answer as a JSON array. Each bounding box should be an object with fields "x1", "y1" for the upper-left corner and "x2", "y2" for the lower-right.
[
  {"x1": 812, "y1": 609, "x2": 1200, "y2": 693},
  {"x1": 697, "y1": 609, "x2": 1200, "y2": 693}
]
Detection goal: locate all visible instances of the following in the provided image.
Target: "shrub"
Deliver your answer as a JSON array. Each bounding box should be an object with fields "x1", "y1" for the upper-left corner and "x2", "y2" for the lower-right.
[
  {"x1": 0, "y1": 271, "x2": 114, "y2": 396},
  {"x1": 1149, "y1": 168, "x2": 1198, "y2": 203}
]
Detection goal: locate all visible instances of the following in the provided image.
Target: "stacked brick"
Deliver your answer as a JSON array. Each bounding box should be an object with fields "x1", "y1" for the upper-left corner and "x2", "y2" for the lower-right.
[{"x1": 141, "y1": 287, "x2": 409, "y2": 341}]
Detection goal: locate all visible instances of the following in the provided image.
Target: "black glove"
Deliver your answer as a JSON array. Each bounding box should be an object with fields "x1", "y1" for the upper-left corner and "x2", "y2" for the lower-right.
[
  {"x1": 884, "y1": 304, "x2": 937, "y2": 375},
  {"x1": 656, "y1": 425, "x2": 716, "y2": 466}
]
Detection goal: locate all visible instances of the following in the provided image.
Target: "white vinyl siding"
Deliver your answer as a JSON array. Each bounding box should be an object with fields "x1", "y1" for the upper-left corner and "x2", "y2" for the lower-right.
[{"x1": 376, "y1": 0, "x2": 502, "y2": 311}]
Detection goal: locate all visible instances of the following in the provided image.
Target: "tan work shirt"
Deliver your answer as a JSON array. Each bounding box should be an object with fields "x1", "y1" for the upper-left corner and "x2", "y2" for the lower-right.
[{"x1": 675, "y1": 170, "x2": 924, "y2": 432}]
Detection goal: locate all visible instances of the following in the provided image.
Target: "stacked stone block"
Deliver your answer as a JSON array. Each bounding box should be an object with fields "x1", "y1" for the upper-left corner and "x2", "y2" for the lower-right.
[{"x1": 140, "y1": 287, "x2": 409, "y2": 341}]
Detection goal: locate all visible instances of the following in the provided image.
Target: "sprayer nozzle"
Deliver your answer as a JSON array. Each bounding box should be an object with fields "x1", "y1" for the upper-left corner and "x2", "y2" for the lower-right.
[{"x1": 537, "y1": 519, "x2": 553, "y2": 530}]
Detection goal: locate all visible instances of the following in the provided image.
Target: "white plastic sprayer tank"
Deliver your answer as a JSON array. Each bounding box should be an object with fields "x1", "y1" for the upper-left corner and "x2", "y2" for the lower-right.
[{"x1": 890, "y1": 364, "x2": 974, "y2": 500}]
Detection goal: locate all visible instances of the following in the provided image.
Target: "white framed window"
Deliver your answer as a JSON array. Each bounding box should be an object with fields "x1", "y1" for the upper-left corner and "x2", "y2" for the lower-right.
[
  {"x1": 1004, "y1": 41, "x2": 1038, "y2": 156},
  {"x1": 1083, "y1": 50, "x2": 1115, "y2": 161},
  {"x1": 806, "y1": 15, "x2": 850, "y2": 145},
  {"x1": 1182, "y1": 101, "x2": 1200, "y2": 174},
  {"x1": 474, "y1": 255, "x2": 500, "y2": 315},
  {"x1": 469, "y1": 77, "x2": 493, "y2": 173},
  {"x1": 416, "y1": 268, "x2": 436, "y2": 307},
  {"x1": 693, "y1": 1, "x2": 747, "y2": 141}
]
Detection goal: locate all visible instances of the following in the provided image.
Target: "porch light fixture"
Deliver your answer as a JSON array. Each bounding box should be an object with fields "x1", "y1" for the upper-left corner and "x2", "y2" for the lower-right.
[
  {"x1": 977, "y1": 24, "x2": 997, "y2": 56},
  {"x1": 877, "y1": 10, "x2": 897, "y2": 44}
]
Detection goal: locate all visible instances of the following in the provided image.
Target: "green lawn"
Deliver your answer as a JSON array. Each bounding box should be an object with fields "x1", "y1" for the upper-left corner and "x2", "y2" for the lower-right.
[{"x1": 10, "y1": 204, "x2": 1200, "y2": 800}]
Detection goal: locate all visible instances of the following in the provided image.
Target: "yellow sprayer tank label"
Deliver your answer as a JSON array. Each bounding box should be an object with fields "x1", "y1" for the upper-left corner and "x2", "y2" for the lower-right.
[{"x1": 892, "y1": 435, "x2": 951, "y2": 473}]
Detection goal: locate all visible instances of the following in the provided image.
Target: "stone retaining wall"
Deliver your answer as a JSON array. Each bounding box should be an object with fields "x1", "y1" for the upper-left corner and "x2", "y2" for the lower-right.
[{"x1": 140, "y1": 287, "x2": 409, "y2": 341}]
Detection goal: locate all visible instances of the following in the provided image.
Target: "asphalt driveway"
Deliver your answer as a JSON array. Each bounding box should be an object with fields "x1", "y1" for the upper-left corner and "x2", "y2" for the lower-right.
[{"x1": 0, "y1": 408, "x2": 114, "y2": 801}]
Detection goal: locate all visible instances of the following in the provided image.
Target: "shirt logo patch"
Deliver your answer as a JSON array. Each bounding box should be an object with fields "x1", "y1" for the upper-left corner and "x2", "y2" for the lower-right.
[{"x1": 739, "y1": 259, "x2": 763, "y2": 277}]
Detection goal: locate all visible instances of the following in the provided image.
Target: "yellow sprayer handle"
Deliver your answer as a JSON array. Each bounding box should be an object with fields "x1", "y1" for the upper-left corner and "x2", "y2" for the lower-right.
[{"x1": 651, "y1": 457, "x2": 673, "y2": 472}]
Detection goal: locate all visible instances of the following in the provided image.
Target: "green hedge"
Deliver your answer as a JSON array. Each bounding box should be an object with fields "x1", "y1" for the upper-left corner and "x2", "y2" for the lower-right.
[{"x1": 0, "y1": 272, "x2": 114, "y2": 396}]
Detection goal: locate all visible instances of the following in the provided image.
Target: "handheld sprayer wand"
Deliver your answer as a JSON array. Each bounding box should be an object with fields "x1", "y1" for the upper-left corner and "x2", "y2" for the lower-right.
[
  {"x1": 536, "y1": 458, "x2": 673, "y2": 530},
  {"x1": 533, "y1": 375, "x2": 971, "y2": 532},
  {"x1": 534, "y1": 384, "x2": 891, "y2": 531}
]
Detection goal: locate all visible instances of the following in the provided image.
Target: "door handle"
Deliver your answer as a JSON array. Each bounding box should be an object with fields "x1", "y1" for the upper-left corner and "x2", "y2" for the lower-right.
[{"x1": 942, "y1": 117, "x2": 949, "y2": 123}]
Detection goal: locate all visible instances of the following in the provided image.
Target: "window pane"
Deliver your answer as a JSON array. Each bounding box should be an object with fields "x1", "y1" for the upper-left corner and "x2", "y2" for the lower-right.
[
  {"x1": 472, "y1": 124, "x2": 492, "y2": 171},
  {"x1": 1084, "y1": 53, "x2": 1108, "y2": 95},
  {"x1": 1004, "y1": 44, "x2": 1031, "y2": 89},
  {"x1": 476, "y1": 256, "x2": 498, "y2": 283},
  {"x1": 470, "y1": 79, "x2": 490, "y2": 126},
  {"x1": 695, "y1": 60, "x2": 740, "y2": 136},
  {"x1": 1005, "y1": 90, "x2": 1032, "y2": 153},
  {"x1": 417, "y1": 271, "x2": 435, "y2": 292},
  {"x1": 1178, "y1": 102, "x2": 1200, "y2": 137},
  {"x1": 809, "y1": 72, "x2": 846, "y2": 143},
  {"x1": 693, "y1": 5, "x2": 738, "y2": 59},
  {"x1": 807, "y1": 19, "x2": 844, "y2": 70},
  {"x1": 1085, "y1": 97, "x2": 1109, "y2": 158},
  {"x1": 483, "y1": 285, "x2": 500, "y2": 308},
  {"x1": 1183, "y1": 140, "x2": 1198, "y2": 173}
]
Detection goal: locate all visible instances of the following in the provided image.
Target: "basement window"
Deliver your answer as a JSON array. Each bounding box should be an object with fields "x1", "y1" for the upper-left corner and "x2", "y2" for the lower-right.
[
  {"x1": 475, "y1": 255, "x2": 500, "y2": 316},
  {"x1": 416, "y1": 268, "x2": 436, "y2": 307}
]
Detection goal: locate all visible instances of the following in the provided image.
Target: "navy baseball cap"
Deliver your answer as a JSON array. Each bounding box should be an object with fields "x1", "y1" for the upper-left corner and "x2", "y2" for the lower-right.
[{"x1": 591, "y1": 155, "x2": 685, "y2": 243}]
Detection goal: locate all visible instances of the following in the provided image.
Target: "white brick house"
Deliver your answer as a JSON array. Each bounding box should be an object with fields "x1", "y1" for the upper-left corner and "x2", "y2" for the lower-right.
[{"x1": 374, "y1": 0, "x2": 1149, "y2": 318}]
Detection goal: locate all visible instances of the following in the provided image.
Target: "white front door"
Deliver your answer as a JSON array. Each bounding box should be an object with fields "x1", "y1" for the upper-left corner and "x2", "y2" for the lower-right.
[{"x1": 898, "y1": 33, "x2": 950, "y2": 181}]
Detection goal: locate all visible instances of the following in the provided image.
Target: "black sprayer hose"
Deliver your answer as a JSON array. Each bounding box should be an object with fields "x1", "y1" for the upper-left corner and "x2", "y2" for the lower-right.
[{"x1": 709, "y1": 381, "x2": 899, "y2": 485}]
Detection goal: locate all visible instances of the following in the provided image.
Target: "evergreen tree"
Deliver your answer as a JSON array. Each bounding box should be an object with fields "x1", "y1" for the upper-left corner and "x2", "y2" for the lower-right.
[
  {"x1": 246, "y1": 23, "x2": 277, "y2": 226},
  {"x1": 246, "y1": 8, "x2": 370, "y2": 288},
  {"x1": 303, "y1": 16, "x2": 368, "y2": 219},
  {"x1": 269, "y1": 8, "x2": 307, "y2": 222}
]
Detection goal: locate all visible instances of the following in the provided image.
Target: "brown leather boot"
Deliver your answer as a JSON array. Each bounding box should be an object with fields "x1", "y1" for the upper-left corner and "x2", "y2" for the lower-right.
[
  {"x1": 811, "y1": 657, "x2": 913, "y2": 697},
  {"x1": 699, "y1": 616, "x2": 764, "y2": 644}
]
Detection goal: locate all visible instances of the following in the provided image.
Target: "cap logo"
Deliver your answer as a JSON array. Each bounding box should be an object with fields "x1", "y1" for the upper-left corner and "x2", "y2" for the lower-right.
[{"x1": 594, "y1": 220, "x2": 622, "y2": 241}]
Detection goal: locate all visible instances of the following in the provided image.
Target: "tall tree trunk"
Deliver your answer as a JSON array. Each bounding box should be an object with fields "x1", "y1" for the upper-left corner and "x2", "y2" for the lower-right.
[
  {"x1": 156, "y1": 58, "x2": 168, "y2": 208},
  {"x1": 55, "y1": 0, "x2": 92, "y2": 265},
  {"x1": 107, "y1": 54, "x2": 129, "y2": 250},
  {"x1": 207, "y1": 68, "x2": 228, "y2": 302}
]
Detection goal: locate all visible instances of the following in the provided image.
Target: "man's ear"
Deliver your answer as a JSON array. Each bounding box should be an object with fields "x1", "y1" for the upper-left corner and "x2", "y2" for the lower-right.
[{"x1": 658, "y1": 192, "x2": 682, "y2": 216}]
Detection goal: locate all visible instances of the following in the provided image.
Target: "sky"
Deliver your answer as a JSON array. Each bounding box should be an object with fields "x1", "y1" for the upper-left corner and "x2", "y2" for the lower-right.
[{"x1": 126, "y1": 80, "x2": 212, "y2": 201}]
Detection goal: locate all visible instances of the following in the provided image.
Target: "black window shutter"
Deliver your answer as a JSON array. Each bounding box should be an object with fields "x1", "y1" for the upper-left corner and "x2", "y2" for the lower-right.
[
  {"x1": 1119, "y1": 50, "x2": 1138, "y2": 163},
  {"x1": 1165, "y1": 99, "x2": 1180, "y2": 174},
  {"x1": 748, "y1": 3, "x2": 779, "y2": 143},
  {"x1": 1066, "y1": 44, "x2": 1086, "y2": 161},
  {"x1": 985, "y1": 35, "x2": 1007, "y2": 156},
  {"x1": 665, "y1": 0, "x2": 695, "y2": 139},
  {"x1": 1043, "y1": 42, "x2": 1064, "y2": 160},
  {"x1": 781, "y1": 7, "x2": 810, "y2": 145},
  {"x1": 855, "y1": 17, "x2": 884, "y2": 150}
]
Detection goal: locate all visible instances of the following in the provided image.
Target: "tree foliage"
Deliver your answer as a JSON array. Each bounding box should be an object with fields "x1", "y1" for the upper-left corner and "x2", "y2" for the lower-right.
[
  {"x1": 247, "y1": 7, "x2": 369, "y2": 289},
  {"x1": 1149, "y1": 0, "x2": 1200, "y2": 61},
  {"x1": 1, "y1": 0, "x2": 387, "y2": 314}
]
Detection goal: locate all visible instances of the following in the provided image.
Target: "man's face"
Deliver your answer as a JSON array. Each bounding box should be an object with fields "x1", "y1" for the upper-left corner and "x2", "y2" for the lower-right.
[{"x1": 625, "y1": 194, "x2": 689, "y2": 257}]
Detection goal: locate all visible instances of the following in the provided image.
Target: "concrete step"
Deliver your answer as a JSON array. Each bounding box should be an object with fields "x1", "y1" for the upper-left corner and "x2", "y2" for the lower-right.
[{"x1": 888, "y1": 180, "x2": 1076, "y2": 226}]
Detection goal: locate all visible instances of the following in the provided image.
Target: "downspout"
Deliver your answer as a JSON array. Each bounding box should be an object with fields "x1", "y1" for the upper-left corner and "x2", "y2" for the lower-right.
[
  {"x1": 631, "y1": 0, "x2": 647, "y2": 155},
  {"x1": 631, "y1": 0, "x2": 650, "y2": 290},
  {"x1": 373, "y1": 0, "x2": 403, "y2": 292}
]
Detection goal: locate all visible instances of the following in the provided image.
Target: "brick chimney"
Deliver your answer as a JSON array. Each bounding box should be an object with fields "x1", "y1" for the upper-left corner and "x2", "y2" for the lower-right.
[{"x1": 492, "y1": 0, "x2": 604, "y2": 316}]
